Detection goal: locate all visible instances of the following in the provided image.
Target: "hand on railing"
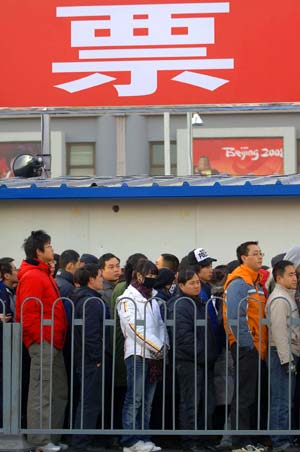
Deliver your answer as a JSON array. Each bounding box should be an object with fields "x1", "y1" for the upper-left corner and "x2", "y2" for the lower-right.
[{"x1": 0, "y1": 313, "x2": 13, "y2": 323}]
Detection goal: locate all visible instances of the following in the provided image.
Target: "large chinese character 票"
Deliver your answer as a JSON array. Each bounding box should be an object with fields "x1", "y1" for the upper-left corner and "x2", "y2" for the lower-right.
[{"x1": 52, "y1": 2, "x2": 234, "y2": 96}]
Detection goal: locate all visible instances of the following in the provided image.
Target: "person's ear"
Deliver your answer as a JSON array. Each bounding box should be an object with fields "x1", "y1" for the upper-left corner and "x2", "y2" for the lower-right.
[
  {"x1": 240, "y1": 254, "x2": 247, "y2": 264},
  {"x1": 36, "y1": 248, "x2": 43, "y2": 259}
]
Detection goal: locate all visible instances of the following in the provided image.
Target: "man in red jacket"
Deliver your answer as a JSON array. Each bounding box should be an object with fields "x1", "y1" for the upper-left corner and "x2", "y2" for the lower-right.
[{"x1": 16, "y1": 230, "x2": 68, "y2": 452}]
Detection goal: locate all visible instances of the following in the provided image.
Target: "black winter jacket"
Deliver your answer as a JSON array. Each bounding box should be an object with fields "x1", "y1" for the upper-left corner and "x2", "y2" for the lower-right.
[
  {"x1": 56, "y1": 269, "x2": 75, "y2": 324},
  {"x1": 167, "y1": 291, "x2": 217, "y2": 365},
  {"x1": 55, "y1": 269, "x2": 75, "y2": 299},
  {"x1": 72, "y1": 286, "x2": 111, "y2": 369}
]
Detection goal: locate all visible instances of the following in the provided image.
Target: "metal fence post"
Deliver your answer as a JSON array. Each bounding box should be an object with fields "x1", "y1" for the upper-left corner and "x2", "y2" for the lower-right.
[
  {"x1": 2, "y1": 322, "x2": 12, "y2": 434},
  {"x1": 0, "y1": 322, "x2": 31, "y2": 452},
  {"x1": 10, "y1": 323, "x2": 21, "y2": 435}
]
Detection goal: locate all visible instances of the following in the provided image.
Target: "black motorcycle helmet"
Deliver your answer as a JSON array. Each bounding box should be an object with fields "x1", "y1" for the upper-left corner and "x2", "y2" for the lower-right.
[{"x1": 12, "y1": 154, "x2": 44, "y2": 177}]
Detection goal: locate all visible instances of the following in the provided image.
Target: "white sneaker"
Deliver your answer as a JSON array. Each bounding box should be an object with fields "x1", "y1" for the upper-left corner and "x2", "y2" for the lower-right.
[
  {"x1": 144, "y1": 441, "x2": 162, "y2": 451},
  {"x1": 233, "y1": 446, "x2": 266, "y2": 452},
  {"x1": 57, "y1": 443, "x2": 69, "y2": 451},
  {"x1": 123, "y1": 440, "x2": 154, "y2": 452},
  {"x1": 36, "y1": 443, "x2": 61, "y2": 452}
]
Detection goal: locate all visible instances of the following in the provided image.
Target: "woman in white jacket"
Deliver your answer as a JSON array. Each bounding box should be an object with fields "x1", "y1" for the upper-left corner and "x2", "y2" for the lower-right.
[{"x1": 117, "y1": 259, "x2": 169, "y2": 452}]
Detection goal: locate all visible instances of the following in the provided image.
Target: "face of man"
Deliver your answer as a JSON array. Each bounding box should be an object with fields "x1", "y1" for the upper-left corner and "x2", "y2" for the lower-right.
[
  {"x1": 67, "y1": 258, "x2": 81, "y2": 274},
  {"x1": 277, "y1": 265, "x2": 297, "y2": 290},
  {"x1": 4, "y1": 261, "x2": 18, "y2": 288},
  {"x1": 102, "y1": 257, "x2": 121, "y2": 282},
  {"x1": 156, "y1": 255, "x2": 165, "y2": 269},
  {"x1": 198, "y1": 263, "x2": 213, "y2": 283},
  {"x1": 179, "y1": 274, "x2": 201, "y2": 297},
  {"x1": 241, "y1": 244, "x2": 263, "y2": 272},
  {"x1": 37, "y1": 242, "x2": 54, "y2": 264},
  {"x1": 88, "y1": 269, "x2": 104, "y2": 291}
]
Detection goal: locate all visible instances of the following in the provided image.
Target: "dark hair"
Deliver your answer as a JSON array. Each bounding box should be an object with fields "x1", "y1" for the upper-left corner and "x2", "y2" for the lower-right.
[
  {"x1": 0, "y1": 257, "x2": 14, "y2": 279},
  {"x1": 271, "y1": 253, "x2": 286, "y2": 268},
  {"x1": 73, "y1": 264, "x2": 100, "y2": 287},
  {"x1": 236, "y1": 241, "x2": 258, "y2": 264},
  {"x1": 23, "y1": 230, "x2": 51, "y2": 259},
  {"x1": 98, "y1": 253, "x2": 120, "y2": 269},
  {"x1": 160, "y1": 253, "x2": 179, "y2": 273},
  {"x1": 59, "y1": 249, "x2": 80, "y2": 269},
  {"x1": 178, "y1": 255, "x2": 189, "y2": 272},
  {"x1": 211, "y1": 265, "x2": 229, "y2": 285},
  {"x1": 272, "y1": 260, "x2": 294, "y2": 282},
  {"x1": 227, "y1": 259, "x2": 240, "y2": 273},
  {"x1": 178, "y1": 255, "x2": 208, "y2": 274},
  {"x1": 53, "y1": 253, "x2": 60, "y2": 277},
  {"x1": 177, "y1": 268, "x2": 198, "y2": 285},
  {"x1": 124, "y1": 253, "x2": 147, "y2": 287},
  {"x1": 134, "y1": 259, "x2": 158, "y2": 279}
]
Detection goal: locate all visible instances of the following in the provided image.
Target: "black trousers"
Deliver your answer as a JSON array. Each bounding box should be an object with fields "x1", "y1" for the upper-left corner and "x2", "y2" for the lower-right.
[
  {"x1": 72, "y1": 364, "x2": 102, "y2": 450},
  {"x1": 231, "y1": 344, "x2": 267, "y2": 448},
  {"x1": 176, "y1": 361, "x2": 215, "y2": 448}
]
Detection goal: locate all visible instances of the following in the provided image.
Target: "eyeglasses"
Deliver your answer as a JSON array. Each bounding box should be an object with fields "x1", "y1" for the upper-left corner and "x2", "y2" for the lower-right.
[{"x1": 247, "y1": 252, "x2": 264, "y2": 257}]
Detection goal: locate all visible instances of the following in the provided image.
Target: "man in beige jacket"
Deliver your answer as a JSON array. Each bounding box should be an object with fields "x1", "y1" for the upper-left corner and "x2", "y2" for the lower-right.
[{"x1": 266, "y1": 260, "x2": 300, "y2": 452}]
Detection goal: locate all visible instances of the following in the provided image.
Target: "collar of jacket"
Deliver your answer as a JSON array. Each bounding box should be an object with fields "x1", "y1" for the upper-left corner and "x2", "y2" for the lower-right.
[
  {"x1": 103, "y1": 279, "x2": 116, "y2": 290},
  {"x1": 224, "y1": 264, "x2": 262, "y2": 290},
  {"x1": 56, "y1": 269, "x2": 74, "y2": 284},
  {"x1": 73, "y1": 286, "x2": 103, "y2": 300},
  {"x1": 126, "y1": 284, "x2": 153, "y2": 302},
  {"x1": 274, "y1": 283, "x2": 296, "y2": 298},
  {"x1": 24, "y1": 258, "x2": 50, "y2": 273},
  {"x1": 0, "y1": 281, "x2": 14, "y2": 293},
  {"x1": 177, "y1": 290, "x2": 204, "y2": 305}
]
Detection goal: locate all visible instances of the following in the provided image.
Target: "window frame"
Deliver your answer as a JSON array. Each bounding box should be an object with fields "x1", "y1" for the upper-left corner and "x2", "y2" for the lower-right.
[
  {"x1": 149, "y1": 140, "x2": 177, "y2": 176},
  {"x1": 66, "y1": 142, "x2": 96, "y2": 176}
]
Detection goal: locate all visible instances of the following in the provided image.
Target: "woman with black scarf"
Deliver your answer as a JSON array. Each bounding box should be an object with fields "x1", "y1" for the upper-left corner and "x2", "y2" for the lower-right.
[{"x1": 117, "y1": 259, "x2": 169, "y2": 452}]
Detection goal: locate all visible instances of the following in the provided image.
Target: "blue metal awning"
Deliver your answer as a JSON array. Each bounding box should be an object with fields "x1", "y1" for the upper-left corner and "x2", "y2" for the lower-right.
[{"x1": 1, "y1": 174, "x2": 300, "y2": 199}]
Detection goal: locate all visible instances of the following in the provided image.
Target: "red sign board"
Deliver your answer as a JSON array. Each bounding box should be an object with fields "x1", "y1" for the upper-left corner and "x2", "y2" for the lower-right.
[
  {"x1": 193, "y1": 137, "x2": 284, "y2": 176},
  {"x1": 0, "y1": 143, "x2": 41, "y2": 178},
  {"x1": 0, "y1": 0, "x2": 299, "y2": 108}
]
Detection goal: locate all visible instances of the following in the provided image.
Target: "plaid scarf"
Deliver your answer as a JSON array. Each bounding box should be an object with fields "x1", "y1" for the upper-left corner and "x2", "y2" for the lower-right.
[
  {"x1": 148, "y1": 359, "x2": 163, "y2": 383},
  {"x1": 131, "y1": 279, "x2": 152, "y2": 299}
]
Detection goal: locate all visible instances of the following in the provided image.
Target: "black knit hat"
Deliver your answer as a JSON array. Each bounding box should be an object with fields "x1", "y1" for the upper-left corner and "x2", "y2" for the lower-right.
[
  {"x1": 80, "y1": 253, "x2": 98, "y2": 265},
  {"x1": 154, "y1": 268, "x2": 176, "y2": 289}
]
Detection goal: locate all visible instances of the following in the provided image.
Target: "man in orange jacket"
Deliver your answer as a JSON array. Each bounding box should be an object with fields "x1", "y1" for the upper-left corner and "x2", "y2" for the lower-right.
[{"x1": 223, "y1": 241, "x2": 268, "y2": 452}]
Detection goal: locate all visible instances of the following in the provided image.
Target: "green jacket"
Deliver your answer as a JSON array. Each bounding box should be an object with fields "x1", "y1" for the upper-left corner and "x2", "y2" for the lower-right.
[{"x1": 110, "y1": 281, "x2": 127, "y2": 387}]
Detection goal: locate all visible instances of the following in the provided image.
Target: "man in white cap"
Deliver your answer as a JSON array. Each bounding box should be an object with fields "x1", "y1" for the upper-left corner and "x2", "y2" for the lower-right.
[
  {"x1": 187, "y1": 248, "x2": 217, "y2": 301},
  {"x1": 187, "y1": 247, "x2": 219, "y2": 346}
]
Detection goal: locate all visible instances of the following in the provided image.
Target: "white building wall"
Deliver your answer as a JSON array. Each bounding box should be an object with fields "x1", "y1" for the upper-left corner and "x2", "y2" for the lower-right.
[{"x1": 2, "y1": 197, "x2": 299, "y2": 268}]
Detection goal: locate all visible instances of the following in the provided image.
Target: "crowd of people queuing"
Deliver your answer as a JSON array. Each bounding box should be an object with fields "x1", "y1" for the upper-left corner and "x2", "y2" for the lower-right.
[{"x1": 1, "y1": 230, "x2": 300, "y2": 452}]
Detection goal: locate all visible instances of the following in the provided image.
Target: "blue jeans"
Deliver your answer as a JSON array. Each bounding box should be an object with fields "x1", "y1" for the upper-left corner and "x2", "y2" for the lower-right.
[
  {"x1": 269, "y1": 347, "x2": 297, "y2": 446},
  {"x1": 121, "y1": 356, "x2": 157, "y2": 447}
]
